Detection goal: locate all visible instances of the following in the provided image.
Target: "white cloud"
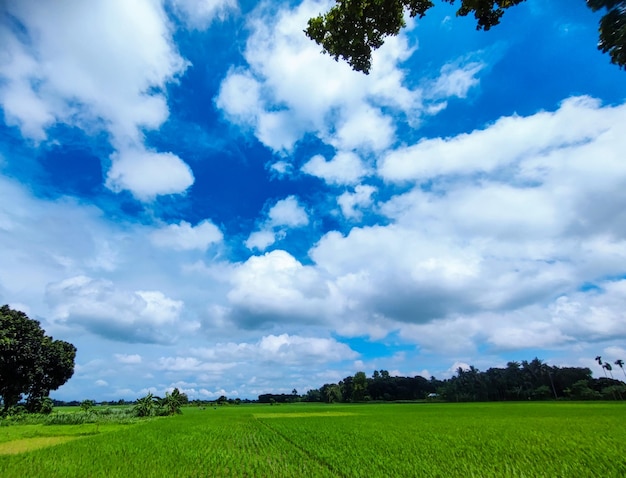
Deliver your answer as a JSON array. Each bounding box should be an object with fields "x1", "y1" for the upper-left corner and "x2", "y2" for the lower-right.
[
  {"x1": 215, "y1": 1, "x2": 486, "y2": 158},
  {"x1": 337, "y1": 185, "x2": 377, "y2": 220},
  {"x1": 0, "y1": 0, "x2": 193, "y2": 199},
  {"x1": 302, "y1": 152, "x2": 369, "y2": 186},
  {"x1": 115, "y1": 354, "x2": 143, "y2": 364},
  {"x1": 191, "y1": 333, "x2": 358, "y2": 365},
  {"x1": 168, "y1": 0, "x2": 237, "y2": 29},
  {"x1": 244, "y1": 230, "x2": 277, "y2": 251},
  {"x1": 427, "y1": 60, "x2": 485, "y2": 100},
  {"x1": 151, "y1": 220, "x2": 223, "y2": 251},
  {"x1": 268, "y1": 196, "x2": 308, "y2": 227},
  {"x1": 245, "y1": 196, "x2": 308, "y2": 251},
  {"x1": 215, "y1": 1, "x2": 415, "y2": 153},
  {"x1": 46, "y1": 275, "x2": 184, "y2": 344},
  {"x1": 106, "y1": 148, "x2": 194, "y2": 200},
  {"x1": 226, "y1": 250, "x2": 337, "y2": 327},
  {"x1": 378, "y1": 96, "x2": 620, "y2": 183}
]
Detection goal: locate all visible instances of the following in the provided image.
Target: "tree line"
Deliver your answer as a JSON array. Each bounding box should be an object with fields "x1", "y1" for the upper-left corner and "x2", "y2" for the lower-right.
[{"x1": 294, "y1": 358, "x2": 626, "y2": 403}]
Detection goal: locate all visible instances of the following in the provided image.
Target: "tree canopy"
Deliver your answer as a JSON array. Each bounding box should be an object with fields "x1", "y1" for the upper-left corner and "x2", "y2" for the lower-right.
[
  {"x1": 305, "y1": 0, "x2": 626, "y2": 74},
  {"x1": 0, "y1": 305, "x2": 76, "y2": 413}
]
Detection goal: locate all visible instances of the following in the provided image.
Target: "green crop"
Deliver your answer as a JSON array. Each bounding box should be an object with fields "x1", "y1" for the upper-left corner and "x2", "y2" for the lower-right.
[{"x1": 0, "y1": 402, "x2": 625, "y2": 477}]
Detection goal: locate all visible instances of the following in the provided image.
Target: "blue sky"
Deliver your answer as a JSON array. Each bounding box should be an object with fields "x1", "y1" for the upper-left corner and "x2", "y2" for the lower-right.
[{"x1": 1, "y1": 0, "x2": 626, "y2": 401}]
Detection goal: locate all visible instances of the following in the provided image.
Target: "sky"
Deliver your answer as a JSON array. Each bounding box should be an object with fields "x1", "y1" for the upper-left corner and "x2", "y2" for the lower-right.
[{"x1": 1, "y1": 0, "x2": 626, "y2": 402}]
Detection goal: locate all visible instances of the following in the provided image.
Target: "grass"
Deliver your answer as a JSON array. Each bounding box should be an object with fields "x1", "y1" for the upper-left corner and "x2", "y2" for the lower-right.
[{"x1": 0, "y1": 402, "x2": 625, "y2": 477}]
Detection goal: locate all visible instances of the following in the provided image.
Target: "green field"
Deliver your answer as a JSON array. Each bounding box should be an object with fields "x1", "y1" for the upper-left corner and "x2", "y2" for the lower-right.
[{"x1": 1, "y1": 402, "x2": 625, "y2": 477}]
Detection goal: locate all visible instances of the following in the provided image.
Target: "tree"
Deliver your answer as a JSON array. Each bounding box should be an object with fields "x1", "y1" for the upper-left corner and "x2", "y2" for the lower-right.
[
  {"x1": 80, "y1": 399, "x2": 96, "y2": 412},
  {"x1": 133, "y1": 393, "x2": 156, "y2": 417},
  {"x1": 0, "y1": 305, "x2": 76, "y2": 414},
  {"x1": 615, "y1": 359, "x2": 626, "y2": 381},
  {"x1": 305, "y1": 0, "x2": 626, "y2": 74},
  {"x1": 352, "y1": 371, "x2": 368, "y2": 401},
  {"x1": 160, "y1": 388, "x2": 184, "y2": 415},
  {"x1": 587, "y1": 0, "x2": 626, "y2": 68}
]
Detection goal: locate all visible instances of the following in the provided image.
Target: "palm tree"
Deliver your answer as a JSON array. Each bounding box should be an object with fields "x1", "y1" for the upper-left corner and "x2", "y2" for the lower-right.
[
  {"x1": 161, "y1": 388, "x2": 183, "y2": 415},
  {"x1": 133, "y1": 393, "x2": 156, "y2": 417},
  {"x1": 615, "y1": 359, "x2": 626, "y2": 381},
  {"x1": 604, "y1": 362, "x2": 623, "y2": 400},
  {"x1": 597, "y1": 356, "x2": 608, "y2": 378}
]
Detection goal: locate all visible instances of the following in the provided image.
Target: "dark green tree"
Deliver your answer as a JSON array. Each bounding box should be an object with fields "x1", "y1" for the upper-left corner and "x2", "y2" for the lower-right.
[
  {"x1": 587, "y1": 0, "x2": 626, "y2": 68},
  {"x1": 133, "y1": 393, "x2": 156, "y2": 417},
  {"x1": 305, "y1": 0, "x2": 626, "y2": 74},
  {"x1": 352, "y1": 371, "x2": 368, "y2": 401},
  {"x1": 615, "y1": 359, "x2": 626, "y2": 381},
  {"x1": 160, "y1": 388, "x2": 184, "y2": 415},
  {"x1": 0, "y1": 305, "x2": 76, "y2": 414}
]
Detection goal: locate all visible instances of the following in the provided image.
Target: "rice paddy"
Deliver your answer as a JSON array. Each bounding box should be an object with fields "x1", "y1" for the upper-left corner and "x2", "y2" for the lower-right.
[{"x1": 0, "y1": 402, "x2": 624, "y2": 477}]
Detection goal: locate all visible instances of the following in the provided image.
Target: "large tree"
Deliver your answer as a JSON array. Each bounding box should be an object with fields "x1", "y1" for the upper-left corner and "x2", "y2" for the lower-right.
[
  {"x1": 305, "y1": 0, "x2": 626, "y2": 74},
  {"x1": 0, "y1": 305, "x2": 76, "y2": 413}
]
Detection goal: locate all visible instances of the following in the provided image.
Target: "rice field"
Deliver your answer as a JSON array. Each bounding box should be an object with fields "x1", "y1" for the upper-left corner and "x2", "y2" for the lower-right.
[{"x1": 1, "y1": 402, "x2": 625, "y2": 477}]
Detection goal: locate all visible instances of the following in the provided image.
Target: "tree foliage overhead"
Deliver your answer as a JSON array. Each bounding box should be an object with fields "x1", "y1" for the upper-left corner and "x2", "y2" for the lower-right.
[
  {"x1": 305, "y1": 0, "x2": 626, "y2": 74},
  {"x1": 587, "y1": 0, "x2": 626, "y2": 68},
  {"x1": 0, "y1": 305, "x2": 76, "y2": 413}
]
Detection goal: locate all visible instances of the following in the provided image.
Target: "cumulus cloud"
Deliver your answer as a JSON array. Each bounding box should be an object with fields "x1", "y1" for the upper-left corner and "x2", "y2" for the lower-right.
[
  {"x1": 46, "y1": 276, "x2": 184, "y2": 343},
  {"x1": 151, "y1": 220, "x2": 223, "y2": 251},
  {"x1": 244, "y1": 230, "x2": 277, "y2": 251},
  {"x1": 106, "y1": 148, "x2": 194, "y2": 200},
  {"x1": 215, "y1": 1, "x2": 488, "y2": 161},
  {"x1": 225, "y1": 250, "x2": 337, "y2": 327},
  {"x1": 0, "y1": 0, "x2": 195, "y2": 199},
  {"x1": 216, "y1": 1, "x2": 478, "y2": 157},
  {"x1": 190, "y1": 333, "x2": 359, "y2": 365},
  {"x1": 245, "y1": 196, "x2": 308, "y2": 251},
  {"x1": 378, "y1": 96, "x2": 621, "y2": 182},
  {"x1": 337, "y1": 185, "x2": 377, "y2": 220},
  {"x1": 168, "y1": 0, "x2": 237, "y2": 29},
  {"x1": 267, "y1": 196, "x2": 309, "y2": 228},
  {"x1": 302, "y1": 152, "x2": 369, "y2": 186},
  {"x1": 115, "y1": 354, "x2": 143, "y2": 364}
]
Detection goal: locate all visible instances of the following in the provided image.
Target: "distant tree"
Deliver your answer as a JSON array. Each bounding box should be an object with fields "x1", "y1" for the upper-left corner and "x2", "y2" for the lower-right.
[
  {"x1": 305, "y1": 0, "x2": 626, "y2": 74},
  {"x1": 565, "y1": 379, "x2": 601, "y2": 400},
  {"x1": 615, "y1": 359, "x2": 626, "y2": 381},
  {"x1": 160, "y1": 388, "x2": 183, "y2": 415},
  {"x1": 0, "y1": 305, "x2": 76, "y2": 414},
  {"x1": 80, "y1": 399, "x2": 95, "y2": 412},
  {"x1": 352, "y1": 371, "x2": 368, "y2": 401},
  {"x1": 133, "y1": 393, "x2": 156, "y2": 417},
  {"x1": 327, "y1": 384, "x2": 343, "y2": 403},
  {"x1": 304, "y1": 389, "x2": 322, "y2": 402}
]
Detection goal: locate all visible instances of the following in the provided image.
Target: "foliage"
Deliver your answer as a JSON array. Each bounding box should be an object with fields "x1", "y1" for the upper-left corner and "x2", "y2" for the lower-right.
[
  {"x1": 305, "y1": 0, "x2": 626, "y2": 73},
  {"x1": 0, "y1": 305, "x2": 76, "y2": 414},
  {"x1": 80, "y1": 400, "x2": 95, "y2": 412},
  {"x1": 305, "y1": 358, "x2": 625, "y2": 403},
  {"x1": 1, "y1": 403, "x2": 626, "y2": 476},
  {"x1": 133, "y1": 389, "x2": 184, "y2": 417},
  {"x1": 587, "y1": 0, "x2": 626, "y2": 68}
]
